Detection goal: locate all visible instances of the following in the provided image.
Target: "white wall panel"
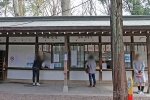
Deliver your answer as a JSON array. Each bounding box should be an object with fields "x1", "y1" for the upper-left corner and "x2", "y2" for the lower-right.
[
  {"x1": 40, "y1": 70, "x2": 64, "y2": 80},
  {"x1": 7, "y1": 70, "x2": 64, "y2": 80},
  {"x1": 8, "y1": 45, "x2": 35, "y2": 67},
  {"x1": 102, "y1": 71, "x2": 132, "y2": 81},
  {"x1": 0, "y1": 37, "x2": 6, "y2": 42},
  {"x1": 0, "y1": 45, "x2": 6, "y2": 50},
  {"x1": 70, "y1": 71, "x2": 99, "y2": 80},
  {"x1": 123, "y1": 36, "x2": 131, "y2": 42},
  {"x1": 102, "y1": 71, "x2": 112, "y2": 81},
  {"x1": 39, "y1": 36, "x2": 64, "y2": 43},
  {"x1": 101, "y1": 36, "x2": 110, "y2": 42},
  {"x1": 134, "y1": 36, "x2": 146, "y2": 42},
  {"x1": 9, "y1": 37, "x2": 35, "y2": 42},
  {"x1": 70, "y1": 36, "x2": 99, "y2": 42}
]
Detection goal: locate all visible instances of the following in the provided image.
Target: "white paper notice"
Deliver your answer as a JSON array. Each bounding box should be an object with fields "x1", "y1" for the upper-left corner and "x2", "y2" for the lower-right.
[
  {"x1": 50, "y1": 63, "x2": 54, "y2": 69},
  {"x1": 53, "y1": 54, "x2": 59, "y2": 62},
  {"x1": 71, "y1": 51, "x2": 77, "y2": 67},
  {"x1": 102, "y1": 63, "x2": 107, "y2": 69},
  {"x1": 64, "y1": 54, "x2": 68, "y2": 61}
]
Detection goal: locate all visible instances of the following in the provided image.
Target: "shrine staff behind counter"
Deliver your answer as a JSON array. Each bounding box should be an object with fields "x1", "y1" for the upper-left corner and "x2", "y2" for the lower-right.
[{"x1": 42, "y1": 57, "x2": 52, "y2": 68}]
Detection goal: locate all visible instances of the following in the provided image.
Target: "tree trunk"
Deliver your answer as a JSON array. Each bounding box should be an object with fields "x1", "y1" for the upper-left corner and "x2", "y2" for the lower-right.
[
  {"x1": 13, "y1": 0, "x2": 20, "y2": 16},
  {"x1": 61, "y1": 0, "x2": 71, "y2": 16},
  {"x1": 110, "y1": 0, "x2": 127, "y2": 100}
]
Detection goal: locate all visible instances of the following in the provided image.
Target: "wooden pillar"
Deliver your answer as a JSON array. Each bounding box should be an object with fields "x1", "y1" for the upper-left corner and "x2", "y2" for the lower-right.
[
  {"x1": 146, "y1": 36, "x2": 150, "y2": 93},
  {"x1": 63, "y1": 36, "x2": 68, "y2": 92},
  {"x1": 99, "y1": 36, "x2": 102, "y2": 81},
  {"x1": 5, "y1": 37, "x2": 9, "y2": 79}
]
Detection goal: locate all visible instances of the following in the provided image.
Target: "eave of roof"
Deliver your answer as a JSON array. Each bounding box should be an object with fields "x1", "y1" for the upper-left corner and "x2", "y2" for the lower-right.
[{"x1": 0, "y1": 16, "x2": 150, "y2": 22}]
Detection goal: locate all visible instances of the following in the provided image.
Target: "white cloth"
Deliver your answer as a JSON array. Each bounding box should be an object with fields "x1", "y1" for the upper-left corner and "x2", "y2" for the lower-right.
[{"x1": 42, "y1": 60, "x2": 51, "y2": 68}]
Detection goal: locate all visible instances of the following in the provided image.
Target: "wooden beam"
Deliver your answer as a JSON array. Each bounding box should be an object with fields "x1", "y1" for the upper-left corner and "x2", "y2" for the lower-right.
[{"x1": 0, "y1": 26, "x2": 150, "y2": 31}]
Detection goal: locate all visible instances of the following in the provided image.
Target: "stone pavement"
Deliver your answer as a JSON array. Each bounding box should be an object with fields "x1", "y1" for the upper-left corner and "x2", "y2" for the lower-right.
[{"x1": 0, "y1": 82, "x2": 150, "y2": 100}]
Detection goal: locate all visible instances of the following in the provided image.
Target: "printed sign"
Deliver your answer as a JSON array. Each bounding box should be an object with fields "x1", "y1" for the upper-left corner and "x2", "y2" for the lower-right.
[{"x1": 125, "y1": 54, "x2": 130, "y2": 62}]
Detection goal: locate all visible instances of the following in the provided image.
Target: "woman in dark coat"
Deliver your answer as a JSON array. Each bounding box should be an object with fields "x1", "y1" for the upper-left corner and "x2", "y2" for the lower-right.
[{"x1": 32, "y1": 55, "x2": 42, "y2": 86}]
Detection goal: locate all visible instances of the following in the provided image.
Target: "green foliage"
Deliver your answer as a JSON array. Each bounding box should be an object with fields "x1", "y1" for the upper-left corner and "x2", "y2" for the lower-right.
[{"x1": 99, "y1": 0, "x2": 150, "y2": 15}]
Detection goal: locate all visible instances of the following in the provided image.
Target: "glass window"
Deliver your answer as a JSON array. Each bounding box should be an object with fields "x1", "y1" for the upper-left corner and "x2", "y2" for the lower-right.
[
  {"x1": 53, "y1": 44, "x2": 64, "y2": 68},
  {"x1": 134, "y1": 44, "x2": 147, "y2": 67},
  {"x1": 85, "y1": 45, "x2": 99, "y2": 69},
  {"x1": 70, "y1": 44, "x2": 84, "y2": 68},
  {"x1": 102, "y1": 44, "x2": 131, "y2": 69},
  {"x1": 102, "y1": 45, "x2": 112, "y2": 69}
]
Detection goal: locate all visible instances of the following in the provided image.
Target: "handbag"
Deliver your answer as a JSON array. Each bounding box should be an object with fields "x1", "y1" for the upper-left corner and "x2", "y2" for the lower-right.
[{"x1": 85, "y1": 65, "x2": 90, "y2": 74}]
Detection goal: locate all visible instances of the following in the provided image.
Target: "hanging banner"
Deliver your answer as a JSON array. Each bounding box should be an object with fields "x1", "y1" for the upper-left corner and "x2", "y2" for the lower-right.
[{"x1": 125, "y1": 54, "x2": 130, "y2": 62}]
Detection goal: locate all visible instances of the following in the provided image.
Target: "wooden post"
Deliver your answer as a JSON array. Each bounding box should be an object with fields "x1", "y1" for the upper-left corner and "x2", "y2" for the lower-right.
[
  {"x1": 63, "y1": 36, "x2": 68, "y2": 92},
  {"x1": 146, "y1": 36, "x2": 150, "y2": 93},
  {"x1": 61, "y1": 0, "x2": 71, "y2": 92},
  {"x1": 110, "y1": 0, "x2": 127, "y2": 99}
]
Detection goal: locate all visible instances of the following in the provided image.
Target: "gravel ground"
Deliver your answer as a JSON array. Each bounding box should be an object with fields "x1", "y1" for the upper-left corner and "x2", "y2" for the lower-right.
[{"x1": 0, "y1": 92, "x2": 150, "y2": 100}]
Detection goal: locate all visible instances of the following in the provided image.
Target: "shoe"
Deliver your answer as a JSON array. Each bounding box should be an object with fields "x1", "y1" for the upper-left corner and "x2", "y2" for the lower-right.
[
  {"x1": 88, "y1": 85, "x2": 92, "y2": 88},
  {"x1": 33, "y1": 83, "x2": 36, "y2": 86},
  {"x1": 36, "y1": 83, "x2": 40, "y2": 86},
  {"x1": 139, "y1": 91, "x2": 144, "y2": 95},
  {"x1": 93, "y1": 85, "x2": 96, "y2": 87}
]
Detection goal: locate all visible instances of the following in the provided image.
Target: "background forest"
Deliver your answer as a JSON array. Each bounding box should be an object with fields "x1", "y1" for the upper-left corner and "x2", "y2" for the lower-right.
[{"x1": 0, "y1": 0, "x2": 150, "y2": 17}]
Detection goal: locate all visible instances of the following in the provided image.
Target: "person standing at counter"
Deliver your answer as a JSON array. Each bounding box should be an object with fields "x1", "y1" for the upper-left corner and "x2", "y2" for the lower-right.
[
  {"x1": 133, "y1": 54, "x2": 146, "y2": 94},
  {"x1": 32, "y1": 55, "x2": 42, "y2": 86},
  {"x1": 85, "y1": 55, "x2": 96, "y2": 87}
]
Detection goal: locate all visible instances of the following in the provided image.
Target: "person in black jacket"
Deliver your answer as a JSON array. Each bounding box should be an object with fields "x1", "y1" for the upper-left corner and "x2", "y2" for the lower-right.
[{"x1": 32, "y1": 55, "x2": 42, "y2": 86}]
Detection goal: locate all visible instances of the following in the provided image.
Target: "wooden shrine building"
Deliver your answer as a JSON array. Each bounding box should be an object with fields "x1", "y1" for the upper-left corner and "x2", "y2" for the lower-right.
[{"x1": 0, "y1": 16, "x2": 150, "y2": 82}]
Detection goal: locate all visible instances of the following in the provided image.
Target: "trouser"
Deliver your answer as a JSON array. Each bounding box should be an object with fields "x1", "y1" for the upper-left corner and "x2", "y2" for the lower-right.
[
  {"x1": 32, "y1": 68, "x2": 40, "y2": 83},
  {"x1": 89, "y1": 73, "x2": 96, "y2": 86}
]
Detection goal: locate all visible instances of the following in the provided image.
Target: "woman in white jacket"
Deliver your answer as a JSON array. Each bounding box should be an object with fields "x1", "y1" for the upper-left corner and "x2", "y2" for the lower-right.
[{"x1": 133, "y1": 54, "x2": 146, "y2": 94}]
